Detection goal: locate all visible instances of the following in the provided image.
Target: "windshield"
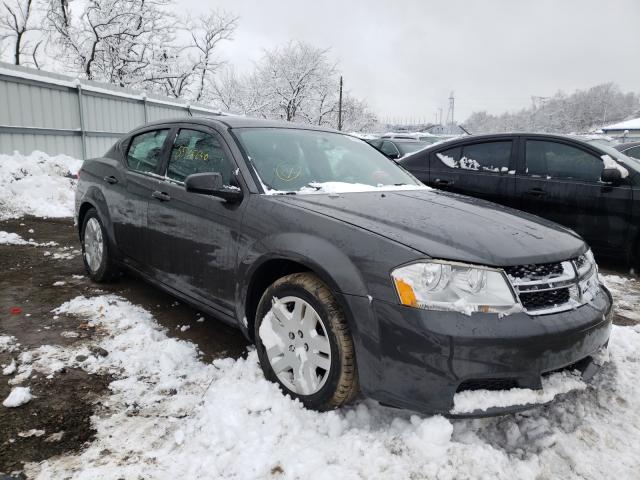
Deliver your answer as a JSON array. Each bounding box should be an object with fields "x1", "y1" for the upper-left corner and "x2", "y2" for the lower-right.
[
  {"x1": 593, "y1": 142, "x2": 640, "y2": 172},
  {"x1": 234, "y1": 128, "x2": 425, "y2": 194}
]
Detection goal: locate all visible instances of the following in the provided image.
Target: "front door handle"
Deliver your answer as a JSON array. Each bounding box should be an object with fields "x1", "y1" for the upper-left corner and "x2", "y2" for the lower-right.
[
  {"x1": 103, "y1": 175, "x2": 118, "y2": 184},
  {"x1": 525, "y1": 187, "x2": 546, "y2": 197},
  {"x1": 433, "y1": 178, "x2": 452, "y2": 187},
  {"x1": 151, "y1": 191, "x2": 171, "y2": 202}
]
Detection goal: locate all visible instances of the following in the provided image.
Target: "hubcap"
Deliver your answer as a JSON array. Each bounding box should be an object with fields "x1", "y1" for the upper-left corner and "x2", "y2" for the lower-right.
[
  {"x1": 83, "y1": 218, "x2": 104, "y2": 273},
  {"x1": 261, "y1": 296, "x2": 332, "y2": 395}
]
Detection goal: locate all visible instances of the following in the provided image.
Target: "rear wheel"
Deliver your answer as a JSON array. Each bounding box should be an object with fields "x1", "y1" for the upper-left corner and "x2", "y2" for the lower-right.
[
  {"x1": 81, "y1": 208, "x2": 118, "y2": 282},
  {"x1": 255, "y1": 272, "x2": 359, "y2": 411}
]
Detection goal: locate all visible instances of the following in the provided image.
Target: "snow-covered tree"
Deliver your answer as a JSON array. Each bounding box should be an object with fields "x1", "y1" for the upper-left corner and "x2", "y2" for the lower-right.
[
  {"x1": 45, "y1": 0, "x2": 174, "y2": 84},
  {"x1": 464, "y1": 83, "x2": 640, "y2": 134},
  {"x1": 0, "y1": 0, "x2": 42, "y2": 66}
]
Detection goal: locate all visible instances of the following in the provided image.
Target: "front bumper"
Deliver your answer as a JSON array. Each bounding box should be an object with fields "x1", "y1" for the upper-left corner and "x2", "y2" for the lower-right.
[{"x1": 343, "y1": 284, "x2": 613, "y2": 416}]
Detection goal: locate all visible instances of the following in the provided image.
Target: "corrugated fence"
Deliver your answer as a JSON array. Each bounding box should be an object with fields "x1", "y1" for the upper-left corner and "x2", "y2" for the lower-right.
[{"x1": 0, "y1": 61, "x2": 227, "y2": 159}]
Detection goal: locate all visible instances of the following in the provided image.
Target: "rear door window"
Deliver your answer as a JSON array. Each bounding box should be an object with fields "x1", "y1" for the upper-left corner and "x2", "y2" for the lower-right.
[
  {"x1": 435, "y1": 141, "x2": 512, "y2": 172},
  {"x1": 166, "y1": 129, "x2": 234, "y2": 184},
  {"x1": 127, "y1": 128, "x2": 169, "y2": 173},
  {"x1": 126, "y1": 129, "x2": 169, "y2": 174},
  {"x1": 525, "y1": 140, "x2": 603, "y2": 182}
]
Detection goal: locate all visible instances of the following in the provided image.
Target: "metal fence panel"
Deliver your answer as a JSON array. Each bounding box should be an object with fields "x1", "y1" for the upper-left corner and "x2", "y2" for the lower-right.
[{"x1": 0, "y1": 61, "x2": 227, "y2": 160}]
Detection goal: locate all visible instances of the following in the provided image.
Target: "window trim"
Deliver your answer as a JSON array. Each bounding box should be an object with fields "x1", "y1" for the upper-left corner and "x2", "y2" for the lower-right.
[
  {"x1": 159, "y1": 124, "x2": 244, "y2": 190},
  {"x1": 523, "y1": 138, "x2": 605, "y2": 184},
  {"x1": 124, "y1": 127, "x2": 174, "y2": 177}
]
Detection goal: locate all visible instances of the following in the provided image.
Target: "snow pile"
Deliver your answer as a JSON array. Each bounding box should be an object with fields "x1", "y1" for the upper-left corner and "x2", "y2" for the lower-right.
[
  {"x1": 3, "y1": 386, "x2": 33, "y2": 407},
  {"x1": 22, "y1": 294, "x2": 640, "y2": 479},
  {"x1": 0, "y1": 151, "x2": 82, "y2": 220}
]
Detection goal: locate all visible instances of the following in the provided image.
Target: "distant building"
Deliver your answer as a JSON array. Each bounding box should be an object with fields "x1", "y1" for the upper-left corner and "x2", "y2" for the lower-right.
[{"x1": 600, "y1": 117, "x2": 640, "y2": 141}]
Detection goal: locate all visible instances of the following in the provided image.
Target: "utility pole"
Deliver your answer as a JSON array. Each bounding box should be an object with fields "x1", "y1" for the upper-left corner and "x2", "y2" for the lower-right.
[
  {"x1": 338, "y1": 76, "x2": 343, "y2": 131},
  {"x1": 446, "y1": 92, "x2": 455, "y2": 126}
]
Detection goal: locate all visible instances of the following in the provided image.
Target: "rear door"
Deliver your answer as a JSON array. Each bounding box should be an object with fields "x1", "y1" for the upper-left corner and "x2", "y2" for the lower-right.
[
  {"x1": 427, "y1": 138, "x2": 519, "y2": 207},
  {"x1": 515, "y1": 137, "x2": 632, "y2": 252},
  {"x1": 146, "y1": 125, "x2": 247, "y2": 316},
  {"x1": 114, "y1": 128, "x2": 172, "y2": 265}
]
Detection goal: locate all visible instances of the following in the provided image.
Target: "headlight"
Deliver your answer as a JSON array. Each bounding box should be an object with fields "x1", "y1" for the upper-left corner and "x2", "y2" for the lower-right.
[
  {"x1": 391, "y1": 261, "x2": 519, "y2": 315},
  {"x1": 577, "y1": 249, "x2": 599, "y2": 302}
]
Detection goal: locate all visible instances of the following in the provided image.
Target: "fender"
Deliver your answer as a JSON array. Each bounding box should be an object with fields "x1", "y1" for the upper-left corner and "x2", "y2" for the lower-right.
[
  {"x1": 235, "y1": 232, "x2": 369, "y2": 332},
  {"x1": 78, "y1": 186, "x2": 122, "y2": 259}
]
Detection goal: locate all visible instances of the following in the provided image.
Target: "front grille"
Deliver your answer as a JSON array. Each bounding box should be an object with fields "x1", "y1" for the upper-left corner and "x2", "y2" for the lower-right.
[
  {"x1": 519, "y1": 287, "x2": 570, "y2": 310},
  {"x1": 505, "y1": 259, "x2": 584, "y2": 315},
  {"x1": 503, "y1": 262, "x2": 563, "y2": 280}
]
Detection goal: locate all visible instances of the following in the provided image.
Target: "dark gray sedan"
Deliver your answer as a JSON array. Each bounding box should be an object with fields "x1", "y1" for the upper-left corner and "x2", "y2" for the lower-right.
[{"x1": 75, "y1": 117, "x2": 612, "y2": 416}]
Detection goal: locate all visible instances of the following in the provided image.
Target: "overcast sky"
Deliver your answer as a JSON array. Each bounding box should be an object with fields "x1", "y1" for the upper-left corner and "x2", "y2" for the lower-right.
[{"x1": 183, "y1": 0, "x2": 639, "y2": 123}]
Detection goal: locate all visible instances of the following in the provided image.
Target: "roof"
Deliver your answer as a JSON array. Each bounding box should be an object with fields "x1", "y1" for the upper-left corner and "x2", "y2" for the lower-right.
[
  {"x1": 397, "y1": 132, "x2": 603, "y2": 163},
  {"x1": 140, "y1": 116, "x2": 340, "y2": 132},
  {"x1": 601, "y1": 118, "x2": 640, "y2": 131}
]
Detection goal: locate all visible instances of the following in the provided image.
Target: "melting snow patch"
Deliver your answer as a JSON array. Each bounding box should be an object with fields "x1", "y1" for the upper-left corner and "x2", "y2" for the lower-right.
[
  {"x1": 2, "y1": 358, "x2": 17, "y2": 375},
  {"x1": 3, "y1": 386, "x2": 33, "y2": 407},
  {"x1": 0, "y1": 335, "x2": 18, "y2": 353},
  {"x1": 451, "y1": 370, "x2": 587, "y2": 414}
]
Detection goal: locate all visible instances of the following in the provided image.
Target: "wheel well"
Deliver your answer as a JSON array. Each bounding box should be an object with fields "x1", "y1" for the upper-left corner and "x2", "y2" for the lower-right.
[
  {"x1": 245, "y1": 259, "x2": 310, "y2": 341},
  {"x1": 77, "y1": 202, "x2": 95, "y2": 239}
]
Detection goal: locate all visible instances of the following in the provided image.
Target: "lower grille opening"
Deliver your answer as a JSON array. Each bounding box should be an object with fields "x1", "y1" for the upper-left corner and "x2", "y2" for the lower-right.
[
  {"x1": 456, "y1": 378, "x2": 519, "y2": 393},
  {"x1": 519, "y1": 287, "x2": 570, "y2": 311},
  {"x1": 543, "y1": 355, "x2": 592, "y2": 377}
]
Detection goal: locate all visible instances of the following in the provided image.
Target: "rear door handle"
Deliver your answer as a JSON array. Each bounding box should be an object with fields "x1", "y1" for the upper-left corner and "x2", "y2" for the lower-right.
[
  {"x1": 434, "y1": 179, "x2": 452, "y2": 186},
  {"x1": 151, "y1": 191, "x2": 171, "y2": 202},
  {"x1": 525, "y1": 187, "x2": 546, "y2": 197},
  {"x1": 103, "y1": 175, "x2": 118, "y2": 184}
]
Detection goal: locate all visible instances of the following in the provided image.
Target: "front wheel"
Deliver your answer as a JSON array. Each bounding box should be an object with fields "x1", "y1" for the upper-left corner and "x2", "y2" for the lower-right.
[{"x1": 255, "y1": 272, "x2": 359, "y2": 411}]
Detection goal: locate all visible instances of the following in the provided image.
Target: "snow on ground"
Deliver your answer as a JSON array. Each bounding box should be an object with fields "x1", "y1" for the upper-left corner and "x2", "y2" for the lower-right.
[
  {"x1": 601, "y1": 273, "x2": 640, "y2": 322},
  {"x1": 12, "y1": 294, "x2": 639, "y2": 479},
  {"x1": 0, "y1": 151, "x2": 82, "y2": 220},
  {"x1": 3, "y1": 386, "x2": 33, "y2": 407}
]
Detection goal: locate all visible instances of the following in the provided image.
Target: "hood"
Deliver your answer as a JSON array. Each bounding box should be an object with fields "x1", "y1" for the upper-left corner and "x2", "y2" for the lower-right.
[{"x1": 272, "y1": 189, "x2": 586, "y2": 267}]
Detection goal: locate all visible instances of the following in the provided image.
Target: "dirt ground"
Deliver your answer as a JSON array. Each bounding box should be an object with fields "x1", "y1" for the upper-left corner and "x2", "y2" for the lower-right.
[
  {"x1": 0, "y1": 216, "x2": 249, "y2": 477},
  {"x1": 0, "y1": 216, "x2": 637, "y2": 477}
]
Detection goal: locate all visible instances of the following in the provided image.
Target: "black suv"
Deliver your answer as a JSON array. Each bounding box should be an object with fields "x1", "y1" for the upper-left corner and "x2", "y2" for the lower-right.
[
  {"x1": 76, "y1": 118, "x2": 612, "y2": 416},
  {"x1": 399, "y1": 133, "x2": 640, "y2": 263}
]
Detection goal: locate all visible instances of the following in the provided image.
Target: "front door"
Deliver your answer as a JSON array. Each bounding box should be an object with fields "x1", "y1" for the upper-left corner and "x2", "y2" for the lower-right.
[
  {"x1": 146, "y1": 126, "x2": 246, "y2": 316},
  {"x1": 514, "y1": 138, "x2": 632, "y2": 254},
  {"x1": 428, "y1": 139, "x2": 518, "y2": 207}
]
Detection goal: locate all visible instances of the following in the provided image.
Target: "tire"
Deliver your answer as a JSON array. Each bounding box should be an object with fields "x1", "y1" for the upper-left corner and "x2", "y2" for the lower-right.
[
  {"x1": 254, "y1": 272, "x2": 359, "y2": 411},
  {"x1": 80, "y1": 208, "x2": 119, "y2": 282}
]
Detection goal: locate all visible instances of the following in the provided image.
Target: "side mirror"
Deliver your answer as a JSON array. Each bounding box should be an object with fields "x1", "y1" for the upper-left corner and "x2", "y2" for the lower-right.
[
  {"x1": 185, "y1": 172, "x2": 243, "y2": 203},
  {"x1": 387, "y1": 152, "x2": 401, "y2": 160},
  {"x1": 601, "y1": 168, "x2": 622, "y2": 184}
]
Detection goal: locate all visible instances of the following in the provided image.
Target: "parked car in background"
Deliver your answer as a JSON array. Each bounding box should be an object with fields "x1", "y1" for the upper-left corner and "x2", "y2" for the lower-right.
[
  {"x1": 381, "y1": 132, "x2": 447, "y2": 144},
  {"x1": 615, "y1": 141, "x2": 640, "y2": 160},
  {"x1": 399, "y1": 133, "x2": 640, "y2": 263},
  {"x1": 75, "y1": 118, "x2": 611, "y2": 416},
  {"x1": 367, "y1": 138, "x2": 429, "y2": 159}
]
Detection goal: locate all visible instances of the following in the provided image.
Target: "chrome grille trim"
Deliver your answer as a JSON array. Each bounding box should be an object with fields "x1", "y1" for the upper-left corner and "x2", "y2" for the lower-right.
[{"x1": 504, "y1": 257, "x2": 596, "y2": 316}]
